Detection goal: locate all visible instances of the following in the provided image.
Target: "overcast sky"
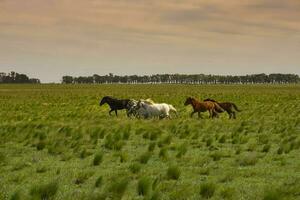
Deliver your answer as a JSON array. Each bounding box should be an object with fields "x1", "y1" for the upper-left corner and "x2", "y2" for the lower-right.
[{"x1": 0, "y1": 0, "x2": 300, "y2": 83}]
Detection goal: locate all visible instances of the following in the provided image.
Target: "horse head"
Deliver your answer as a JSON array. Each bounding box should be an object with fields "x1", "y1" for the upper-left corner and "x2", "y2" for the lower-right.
[
  {"x1": 184, "y1": 97, "x2": 193, "y2": 106},
  {"x1": 100, "y1": 96, "x2": 110, "y2": 106},
  {"x1": 136, "y1": 100, "x2": 148, "y2": 110},
  {"x1": 127, "y1": 99, "x2": 137, "y2": 109}
]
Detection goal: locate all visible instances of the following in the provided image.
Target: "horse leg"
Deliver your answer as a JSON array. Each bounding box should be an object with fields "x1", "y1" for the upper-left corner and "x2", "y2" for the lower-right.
[
  {"x1": 232, "y1": 112, "x2": 236, "y2": 119},
  {"x1": 212, "y1": 110, "x2": 218, "y2": 118},
  {"x1": 191, "y1": 111, "x2": 196, "y2": 118},
  {"x1": 198, "y1": 112, "x2": 203, "y2": 118},
  {"x1": 109, "y1": 109, "x2": 113, "y2": 116},
  {"x1": 115, "y1": 110, "x2": 118, "y2": 116},
  {"x1": 227, "y1": 111, "x2": 231, "y2": 119},
  {"x1": 166, "y1": 111, "x2": 171, "y2": 119},
  {"x1": 209, "y1": 110, "x2": 213, "y2": 118}
]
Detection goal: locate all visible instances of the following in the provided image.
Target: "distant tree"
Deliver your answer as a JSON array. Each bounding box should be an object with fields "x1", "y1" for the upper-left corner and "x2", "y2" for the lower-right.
[
  {"x1": 15, "y1": 73, "x2": 29, "y2": 83},
  {"x1": 0, "y1": 71, "x2": 40, "y2": 84},
  {"x1": 29, "y1": 78, "x2": 41, "y2": 84},
  {"x1": 62, "y1": 76, "x2": 73, "y2": 84},
  {"x1": 60, "y1": 73, "x2": 300, "y2": 84}
]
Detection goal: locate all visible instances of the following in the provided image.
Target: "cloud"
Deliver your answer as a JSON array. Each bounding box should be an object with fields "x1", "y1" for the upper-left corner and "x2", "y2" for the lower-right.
[{"x1": 0, "y1": 0, "x2": 299, "y2": 82}]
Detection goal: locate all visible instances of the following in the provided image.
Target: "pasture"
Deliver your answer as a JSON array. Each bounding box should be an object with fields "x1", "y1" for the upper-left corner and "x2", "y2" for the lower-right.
[{"x1": 0, "y1": 84, "x2": 300, "y2": 200}]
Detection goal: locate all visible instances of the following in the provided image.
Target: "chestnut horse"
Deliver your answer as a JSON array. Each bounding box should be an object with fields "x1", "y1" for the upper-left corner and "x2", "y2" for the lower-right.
[
  {"x1": 204, "y1": 98, "x2": 241, "y2": 119},
  {"x1": 184, "y1": 97, "x2": 222, "y2": 118}
]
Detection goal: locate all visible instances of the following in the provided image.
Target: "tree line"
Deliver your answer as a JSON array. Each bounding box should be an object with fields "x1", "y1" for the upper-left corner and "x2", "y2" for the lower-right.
[
  {"x1": 0, "y1": 71, "x2": 40, "y2": 84},
  {"x1": 62, "y1": 73, "x2": 299, "y2": 84}
]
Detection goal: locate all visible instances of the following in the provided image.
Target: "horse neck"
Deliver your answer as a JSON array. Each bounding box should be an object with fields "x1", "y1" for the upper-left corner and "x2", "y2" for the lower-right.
[
  {"x1": 192, "y1": 99, "x2": 203, "y2": 108},
  {"x1": 190, "y1": 99, "x2": 198, "y2": 108},
  {"x1": 106, "y1": 98, "x2": 115, "y2": 105}
]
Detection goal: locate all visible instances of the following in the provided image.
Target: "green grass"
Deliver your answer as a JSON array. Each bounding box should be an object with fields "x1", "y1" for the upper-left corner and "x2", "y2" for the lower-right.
[
  {"x1": 92, "y1": 152, "x2": 104, "y2": 166},
  {"x1": 200, "y1": 181, "x2": 217, "y2": 199},
  {"x1": 137, "y1": 176, "x2": 152, "y2": 196},
  {"x1": 166, "y1": 165, "x2": 181, "y2": 180},
  {"x1": 30, "y1": 181, "x2": 58, "y2": 200},
  {"x1": 0, "y1": 84, "x2": 300, "y2": 199}
]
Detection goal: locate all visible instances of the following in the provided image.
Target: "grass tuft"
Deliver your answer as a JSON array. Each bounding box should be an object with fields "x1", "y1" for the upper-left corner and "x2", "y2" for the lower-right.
[
  {"x1": 95, "y1": 176, "x2": 103, "y2": 188},
  {"x1": 218, "y1": 134, "x2": 226, "y2": 143},
  {"x1": 36, "y1": 140, "x2": 46, "y2": 151},
  {"x1": 158, "y1": 147, "x2": 168, "y2": 160},
  {"x1": 237, "y1": 152, "x2": 259, "y2": 166},
  {"x1": 137, "y1": 176, "x2": 152, "y2": 196},
  {"x1": 119, "y1": 152, "x2": 128, "y2": 163},
  {"x1": 10, "y1": 191, "x2": 21, "y2": 200},
  {"x1": 199, "y1": 181, "x2": 216, "y2": 199},
  {"x1": 166, "y1": 165, "x2": 181, "y2": 180},
  {"x1": 107, "y1": 177, "x2": 129, "y2": 199},
  {"x1": 74, "y1": 171, "x2": 94, "y2": 185},
  {"x1": 148, "y1": 142, "x2": 156, "y2": 152},
  {"x1": 262, "y1": 144, "x2": 271, "y2": 153},
  {"x1": 158, "y1": 134, "x2": 172, "y2": 147},
  {"x1": 219, "y1": 187, "x2": 235, "y2": 199},
  {"x1": 176, "y1": 143, "x2": 188, "y2": 158},
  {"x1": 263, "y1": 188, "x2": 282, "y2": 200},
  {"x1": 36, "y1": 165, "x2": 48, "y2": 173},
  {"x1": 206, "y1": 138, "x2": 214, "y2": 147},
  {"x1": 210, "y1": 151, "x2": 223, "y2": 161},
  {"x1": 139, "y1": 152, "x2": 151, "y2": 164},
  {"x1": 129, "y1": 162, "x2": 142, "y2": 174},
  {"x1": 93, "y1": 152, "x2": 104, "y2": 166},
  {"x1": 30, "y1": 181, "x2": 58, "y2": 200}
]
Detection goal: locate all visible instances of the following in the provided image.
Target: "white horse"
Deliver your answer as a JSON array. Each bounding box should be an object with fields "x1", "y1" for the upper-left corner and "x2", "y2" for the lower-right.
[
  {"x1": 126, "y1": 99, "x2": 149, "y2": 118},
  {"x1": 137, "y1": 99, "x2": 177, "y2": 119}
]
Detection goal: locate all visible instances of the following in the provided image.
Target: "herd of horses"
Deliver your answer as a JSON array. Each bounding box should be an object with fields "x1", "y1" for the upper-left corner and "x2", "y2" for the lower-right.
[{"x1": 100, "y1": 96, "x2": 241, "y2": 119}]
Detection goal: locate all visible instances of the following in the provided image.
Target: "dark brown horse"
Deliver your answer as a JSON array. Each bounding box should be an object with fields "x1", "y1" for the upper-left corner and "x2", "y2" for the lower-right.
[
  {"x1": 100, "y1": 96, "x2": 130, "y2": 116},
  {"x1": 184, "y1": 97, "x2": 222, "y2": 118},
  {"x1": 203, "y1": 98, "x2": 241, "y2": 119}
]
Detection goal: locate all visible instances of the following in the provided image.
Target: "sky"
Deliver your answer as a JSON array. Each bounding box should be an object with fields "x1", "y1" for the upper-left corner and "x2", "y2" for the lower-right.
[{"x1": 0, "y1": 0, "x2": 300, "y2": 83}]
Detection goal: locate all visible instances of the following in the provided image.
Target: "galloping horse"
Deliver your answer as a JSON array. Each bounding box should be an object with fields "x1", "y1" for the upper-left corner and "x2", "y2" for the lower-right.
[
  {"x1": 126, "y1": 99, "x2": 139, "y2": 117},
  {"x1": 100, "y1": 96, "x2": 130, "y2": 116},
  {"x1": 137, "y1": 99, "x2": 177, "y2": 119},
  {"x1": 184, "y1": 97, "x2": 222, "y2": 118},
  {"x1": 203, "y1": 98, "x2": 241, "y2": 119}
]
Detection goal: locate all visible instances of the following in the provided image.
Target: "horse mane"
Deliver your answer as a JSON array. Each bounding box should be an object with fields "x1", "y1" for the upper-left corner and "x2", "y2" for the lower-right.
[
  {"x1": 103, "y1": 96, "x2": 114, "y2": 100},
  {"x1": 143, "y1": 98, "x2": 155, "y2": 105},
  {"x1": 203, "y1": 98, "x2": 217, "y2": 103}
]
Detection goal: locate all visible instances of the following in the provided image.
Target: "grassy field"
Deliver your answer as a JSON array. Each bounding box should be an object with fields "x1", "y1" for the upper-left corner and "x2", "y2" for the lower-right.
[{"x1": 0, "y1": 84, "x2": 300, "y2": 200}]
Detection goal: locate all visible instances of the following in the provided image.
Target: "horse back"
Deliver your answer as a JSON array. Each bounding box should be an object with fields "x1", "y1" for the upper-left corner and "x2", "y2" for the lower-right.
[
  {"x1": 108, "y1": 98, "x2": 130, "y2": 109},
  {"x1": 219, "y1": 102, "x2": 233, "y2": 111}
]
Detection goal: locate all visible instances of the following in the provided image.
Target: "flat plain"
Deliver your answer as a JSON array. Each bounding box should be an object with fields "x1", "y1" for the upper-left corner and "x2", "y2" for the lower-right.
[{"x1": 0, "y1": 84, "x2": 300, "y2": 200}]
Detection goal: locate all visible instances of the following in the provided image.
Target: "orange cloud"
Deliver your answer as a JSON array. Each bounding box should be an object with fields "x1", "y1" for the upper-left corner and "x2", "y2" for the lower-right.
[{"x1": 0, "y1": 0, "x2": 299, "y2": 82}]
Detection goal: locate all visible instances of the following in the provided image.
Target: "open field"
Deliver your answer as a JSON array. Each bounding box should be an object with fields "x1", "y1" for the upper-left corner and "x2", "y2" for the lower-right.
[{"x1": 0, "y1": 84, "x2": 300, "y2": 200}]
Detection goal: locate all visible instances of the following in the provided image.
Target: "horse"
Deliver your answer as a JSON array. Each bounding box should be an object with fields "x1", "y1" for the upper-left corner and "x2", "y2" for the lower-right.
[
  {"x1": 203, "y1": 98, "x2": 241, "y2": 119},
  {"x1": 136, "y1": 99, "x2": 177, "y2": 119},
  {"x1": 184, "y1": 97, "x2": 222, "y2": 118},
  {"x1": 126, "y1": 99, "x2": 139, "y2": 117},
  {"x1": 126, "y1": 99, "x2": 154, "y2": 118},
  {"x1": 99, "y1": 96, "x2": 130, "y2": 116}
]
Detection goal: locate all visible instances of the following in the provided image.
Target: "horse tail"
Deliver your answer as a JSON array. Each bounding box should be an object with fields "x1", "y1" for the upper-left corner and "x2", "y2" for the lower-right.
[
  {"x1": 232, "y1": 103, "x2": 241, "y2": 112},
  {"x1": 168, "y1": 105, "x2": 176, "y2": 113},
  {"x1": 169, "y1": 105, "x2": 178, "y2": 118}
]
